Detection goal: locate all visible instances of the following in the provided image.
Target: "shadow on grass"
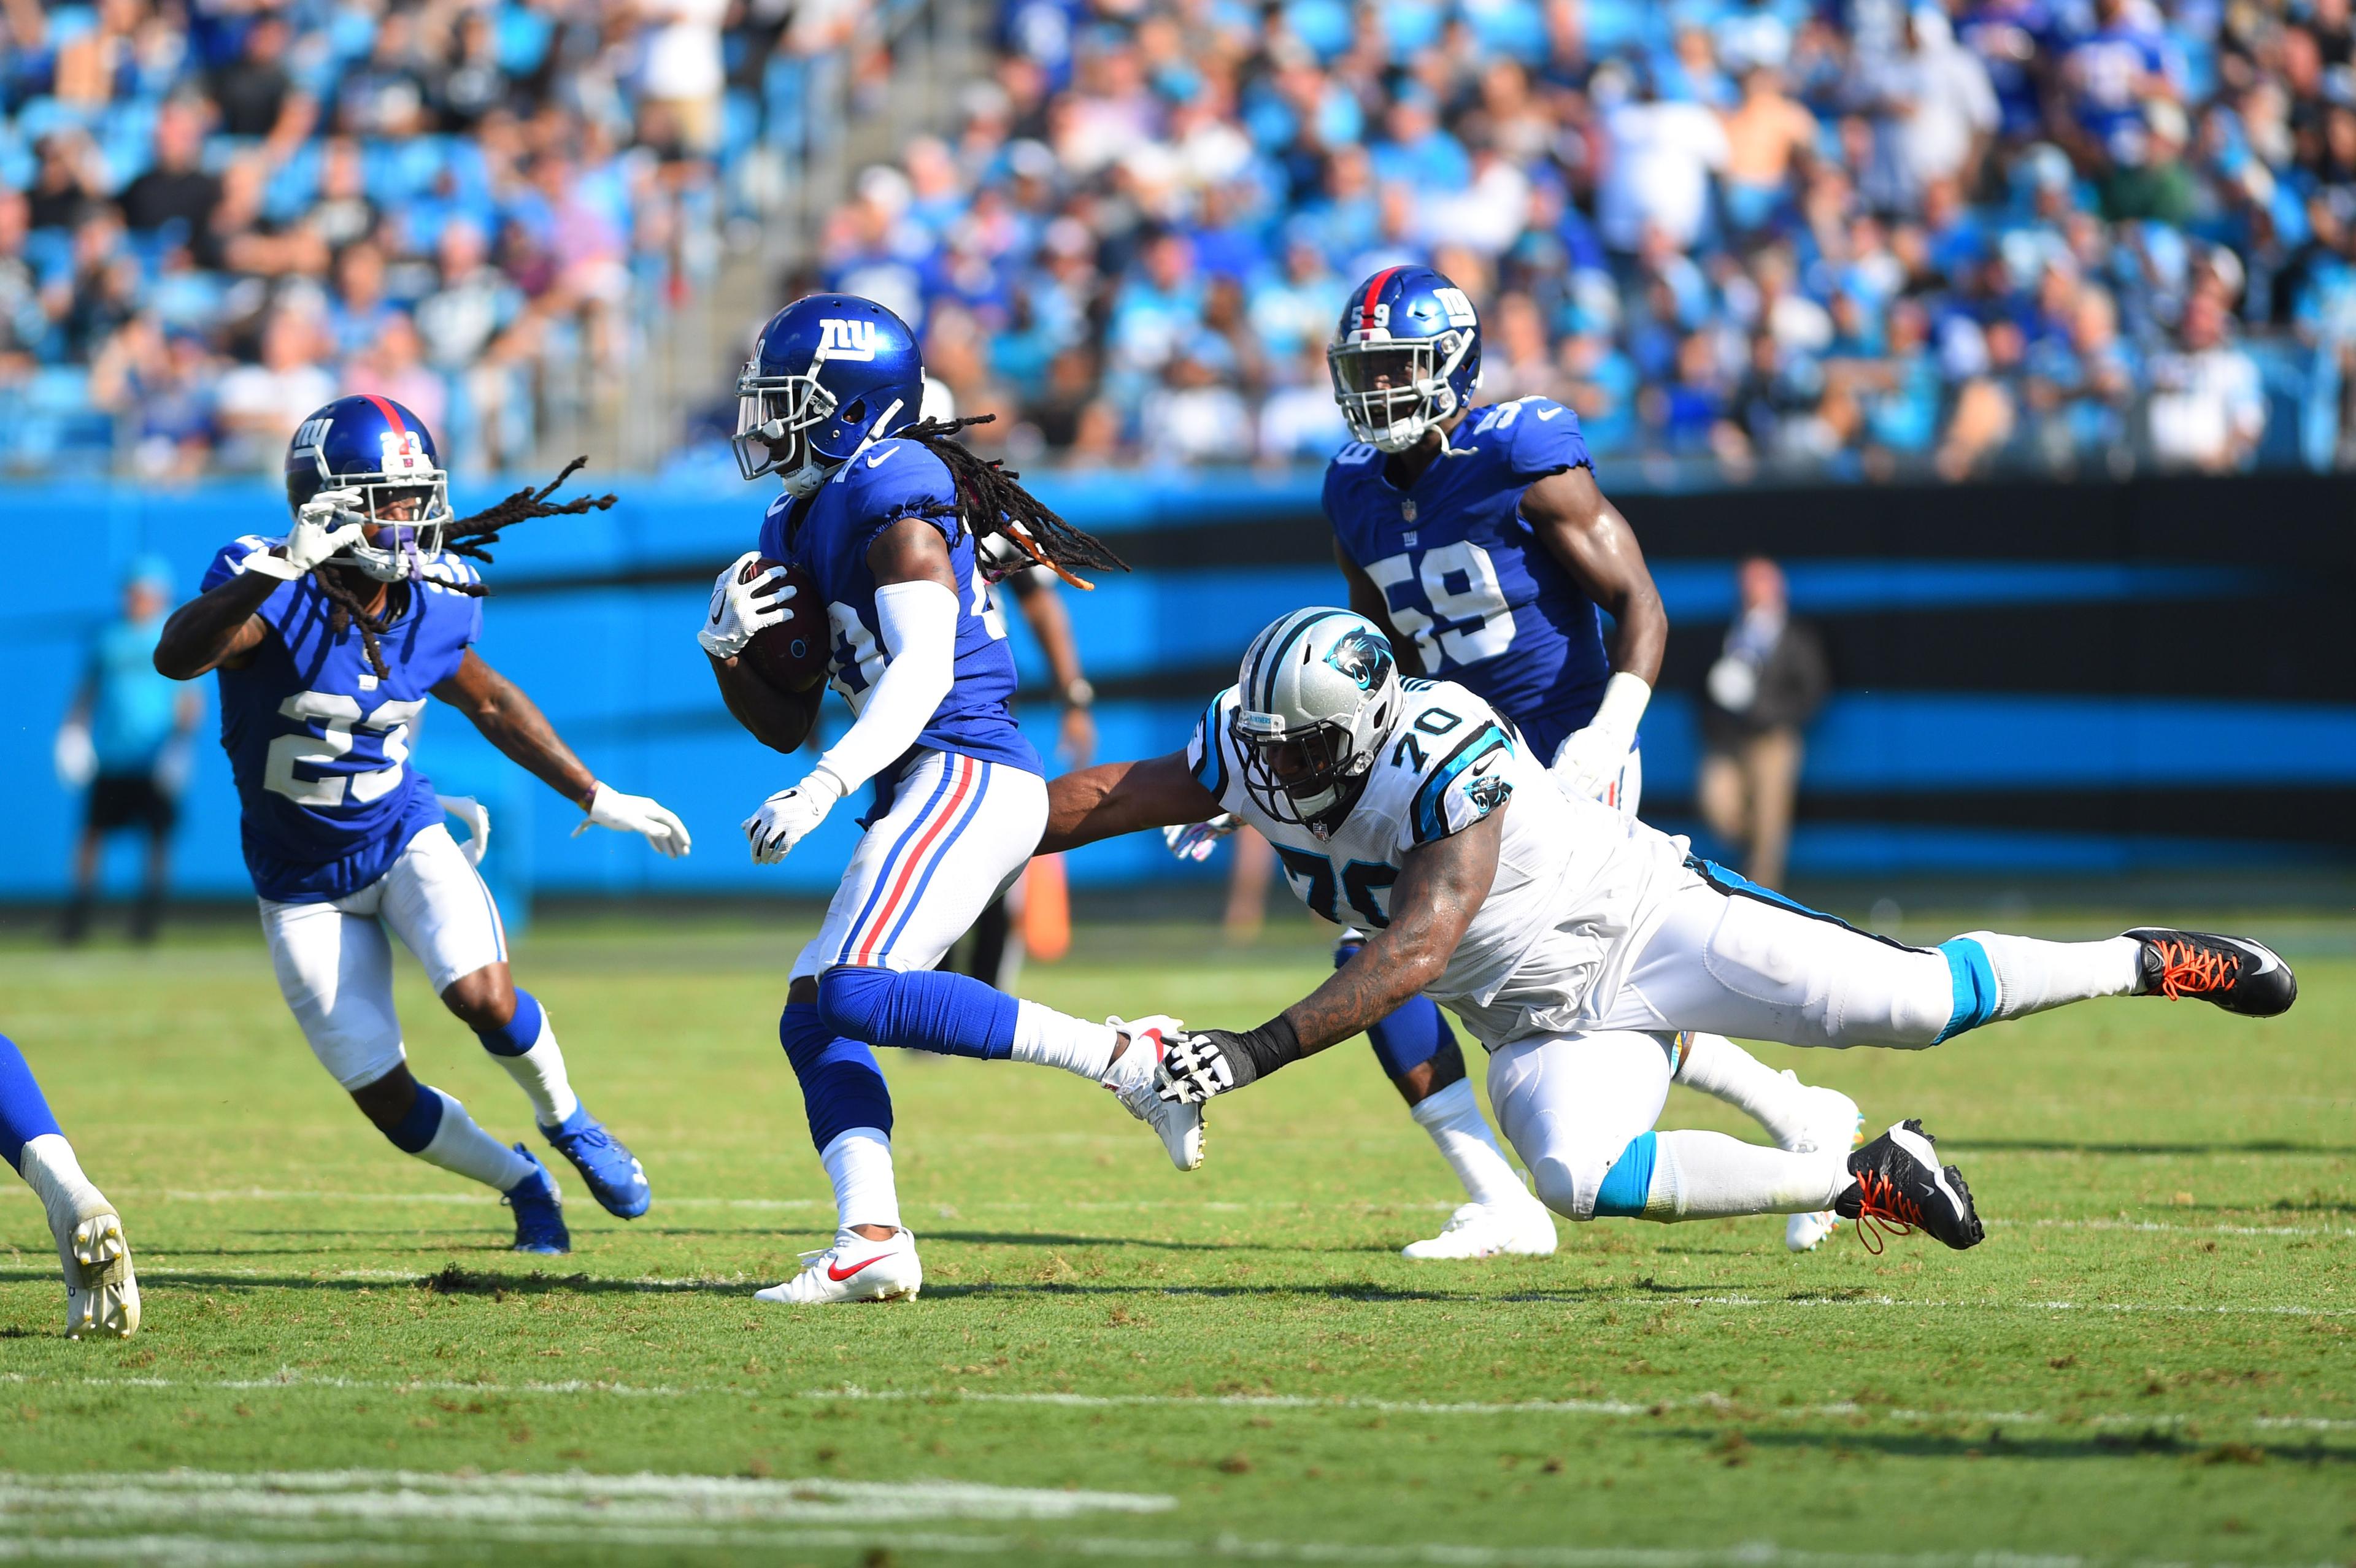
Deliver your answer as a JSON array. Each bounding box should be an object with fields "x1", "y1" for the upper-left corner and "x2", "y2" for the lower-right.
[
  {"x1": 1687, "y1": 1424, "x2": 2356, "y2": 1467},
  {"x1": 1949, "y1": 1139, "x2": 2356, "y2": 1157}
]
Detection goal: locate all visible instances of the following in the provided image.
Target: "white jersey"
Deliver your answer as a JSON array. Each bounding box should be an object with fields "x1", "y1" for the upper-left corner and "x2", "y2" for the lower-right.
[{"x1": 1188, "y1": 679, "x2": 1693, "y2": 1047}]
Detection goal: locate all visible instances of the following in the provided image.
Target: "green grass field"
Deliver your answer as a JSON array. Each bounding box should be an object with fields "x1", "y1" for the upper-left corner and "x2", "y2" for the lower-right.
[{"x1": 1, "y1": 907, "x2": 2350, "y2": 1566}]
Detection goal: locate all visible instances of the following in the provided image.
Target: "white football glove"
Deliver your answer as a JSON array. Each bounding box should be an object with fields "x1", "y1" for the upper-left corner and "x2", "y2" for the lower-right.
[
  {"x1": 441, "y1": 795, "x2": 491, "y2": 866},
  {"x1": 1550, "y1": 672, "x2": 1652, "y2": 802},
  {"x1": 53, "y1": 722, "x2": 96, "y2": 790},
  {"x1": 571, "y1": 782, "x2": 692, "y2": 858},
  {"x1": 1163, "y1": 815, "x2": 1240, "y2": 864},
  {"x1": 742, "y1": 765, "x2": 847, "y2": 864},
  {"x1": 244, "y1": 488, "x2": 368, "y2": 581},
  {"x1": 698, "y1": 550, "x2": 795, "y2": 660}
]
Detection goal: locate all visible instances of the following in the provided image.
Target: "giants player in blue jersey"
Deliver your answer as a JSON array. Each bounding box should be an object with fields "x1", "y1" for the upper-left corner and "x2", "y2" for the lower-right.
[
  {"x1": 2, "y1": 1031, "x2": 137, "y2": 1336},
  {"x1": 702, "y1": 294, "x2": 1201, "y2": 1305},
  {"x1": 154, "y1": 396, "x2": 690, "y2": 1254},
  {"x1": 1174, "y1": 266, "x2": 1860, "y2": 1259}
]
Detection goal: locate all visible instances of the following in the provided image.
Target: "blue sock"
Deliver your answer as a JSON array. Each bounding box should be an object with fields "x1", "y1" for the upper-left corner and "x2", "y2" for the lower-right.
[
  {"x1": 780, "y1": 1001, "x2": 895, "y2": 1152},
  {"x1": 0, "y1": 1034, "x2": 64, "y2": 1174},
  {"x1": 1591, "y1": 1131, "x2": 1658, "y2": 1218},
  {"x1": 473, "y1": 988, "x2": 545, "y2": 1057},
  {"x1": 818, "y1": 967, "x2": 1017, "y2": 1061},
  {"x1": 382, "y1": 1082, "x2": 447, "y2": 1155},
  {"x1": 1339, "y1": 942, "x2": 1458, "y2": 1082}
]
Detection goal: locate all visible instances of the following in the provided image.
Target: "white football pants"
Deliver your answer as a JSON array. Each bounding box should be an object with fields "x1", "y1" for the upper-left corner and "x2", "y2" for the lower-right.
[
  {"x1": 791, "y1": 748, "x2": 1047, "y2": 980},
  {"x1": 258, "y1": 823, "x2": 507, "y2": 1091}
]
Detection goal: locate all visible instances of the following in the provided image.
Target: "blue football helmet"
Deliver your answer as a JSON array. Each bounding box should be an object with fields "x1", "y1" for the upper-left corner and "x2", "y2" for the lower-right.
[
  {"x1": 284, "y1": 394, "x2": 452, "y2": 583},
  {"x1": 1328, "y1": 265, "x2": 1485, "y2": 453},
  {"x1": 733, "y1": 293, "x2": 926, "y2": 494}
]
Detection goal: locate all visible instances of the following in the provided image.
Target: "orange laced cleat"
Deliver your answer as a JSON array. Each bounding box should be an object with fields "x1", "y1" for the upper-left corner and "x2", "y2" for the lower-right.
[
  {"x1": 1833, "y1": 1120, "x2": 1983, "y2": 1252},
  {"x1": 2125, "y1": 929, "x2": 2297, "y2": 1017}
]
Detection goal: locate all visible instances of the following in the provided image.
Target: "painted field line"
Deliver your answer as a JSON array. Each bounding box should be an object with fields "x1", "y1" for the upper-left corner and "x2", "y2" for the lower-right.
[
  {"x1": 0, "y1": 1538, "x2": 417, "y2": 1566},
  {"x1": 9, "y1": 1370, "x2": 2353, "y2": 1435},
  {"x1": 0, "y1": 1469, "x2": 1172, "y2": 1528},
  {"x1": 139, "y1": 1189, "x2": 1460, "y2": 1215},
  {"x1": 1992, "y1": 1219, "x2": 2356, "y2": 1239}
]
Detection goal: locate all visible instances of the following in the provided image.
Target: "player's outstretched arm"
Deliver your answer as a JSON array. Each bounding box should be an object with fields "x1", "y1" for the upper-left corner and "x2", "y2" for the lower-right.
[
  {"x1": 1039, "y1": 751, "x2": 1223, "y2": 854},
  {"x1": 1156, "y1": 809, "x2": 1503, "y2": 1104},
  {"x1": 432, "y1": 648, "x2": 691, "y2": 856},
  {"x1": 153, "y1": 572, "x2": 275, "y2": 679}
]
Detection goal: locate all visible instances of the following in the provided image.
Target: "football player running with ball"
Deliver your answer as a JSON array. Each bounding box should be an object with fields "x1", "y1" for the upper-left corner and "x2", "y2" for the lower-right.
[
  {"x1": 155, "y1": 396, "x2": 687, "y2": 1255},
  {"x1": 1049, "y1": 610, "x2": 2296, "y2": 1251},
  {"x1": 1168, "y1": 267, "x2": 1858, "y2": 1259},
  {"x1": 703, "y1": 294, "x2": 1203, "y2": 1307}
]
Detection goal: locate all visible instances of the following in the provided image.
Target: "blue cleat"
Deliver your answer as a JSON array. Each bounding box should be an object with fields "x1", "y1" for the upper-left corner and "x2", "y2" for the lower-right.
[
  {"x1": 541, "y1": 1106, "x2": 652, "y2": 1220},
  {"x1": 502, "y1": 1146, "x2": 571, "y2": 1255}
]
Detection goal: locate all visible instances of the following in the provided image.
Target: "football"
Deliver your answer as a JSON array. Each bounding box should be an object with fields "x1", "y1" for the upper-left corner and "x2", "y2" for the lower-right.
[{"x1": 739, "y1": 557, "x2": 827, "y2": 693}]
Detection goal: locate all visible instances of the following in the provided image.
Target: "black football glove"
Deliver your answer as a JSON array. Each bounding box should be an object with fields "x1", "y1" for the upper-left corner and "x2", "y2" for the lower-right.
[{"x1": 1154, "y1": 1017, "x2": 1302, "y2": 1105}]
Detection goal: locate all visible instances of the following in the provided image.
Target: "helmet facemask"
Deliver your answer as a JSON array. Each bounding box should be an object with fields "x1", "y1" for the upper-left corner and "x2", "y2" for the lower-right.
[
  {"x1": 1233, "y1": 710, "x2": 1374, "y2": 829},
  {"x1": 733, "y1": 359, "x2": 841, "y2": 493},
  {"x1": 1328, "y1": 329, "x2": 1474, "y2": 453},
  {"x1": 299, "y1": 443, "x2": 452, "y2": 583}
]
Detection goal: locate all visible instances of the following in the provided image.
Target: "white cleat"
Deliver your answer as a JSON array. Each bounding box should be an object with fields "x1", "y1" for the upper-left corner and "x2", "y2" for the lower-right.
[
  {"x1": 1782, "y1": 1077, "x2": 1864, "y2": 1254},
  {"x1": 1104, "y1": 1014, "x2": 1204, "y2": 1172},
  {"x1": 51, "y1": 1197, "x2": 139, "y2": 1339},
  {"x1": 754, "y1": 1227, "x2": 923, "y2": 1305},
  {"x1": 1401, "y1": 1198, "x2": 1558, "y2": 1260}
]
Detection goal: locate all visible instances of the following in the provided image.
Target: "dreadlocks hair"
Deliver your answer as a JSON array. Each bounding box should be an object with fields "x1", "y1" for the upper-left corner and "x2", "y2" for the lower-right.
[
  {"x1": 319, "y1": 456, "x2": 618, "y2": 680},
  {"x1": 892, "y1": 415, "x2": 1128, "y2": 590}
]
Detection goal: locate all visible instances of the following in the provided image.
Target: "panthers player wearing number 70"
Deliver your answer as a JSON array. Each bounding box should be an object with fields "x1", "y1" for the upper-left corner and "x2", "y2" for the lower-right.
[
  {"x1": 153, "y1": 395, "x2": 687, "y2": 1255},
  {"x1": 1173, "y1": 265, "x2": 1856, "y2": 1260},
  {"x1": 1053, "y1": 609, "x2": 2297, "y2": 1254},
  {"x1": 704, "y1": 294, "x2": 1207, "y2": 1307}
]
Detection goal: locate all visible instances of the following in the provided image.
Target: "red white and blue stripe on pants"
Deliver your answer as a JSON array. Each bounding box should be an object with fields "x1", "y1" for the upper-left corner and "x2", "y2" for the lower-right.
[{"x1": 833, "y1": 752, "x2": 995, "y2": 969}]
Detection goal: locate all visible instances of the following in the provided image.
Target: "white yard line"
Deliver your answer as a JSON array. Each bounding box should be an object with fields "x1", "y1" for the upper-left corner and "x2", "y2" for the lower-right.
[
  {"x1": 0, "y1": 1478, "x2": 2340, "y2": 1568},
  {"x1": 7, "y1": 1370, "x2": 2352, "y2": 1434}
]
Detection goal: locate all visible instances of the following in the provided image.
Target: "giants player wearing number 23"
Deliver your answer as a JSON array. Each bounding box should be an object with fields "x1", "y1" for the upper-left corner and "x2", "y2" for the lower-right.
[{"x1": 161, "y1": 394, "x2": 688, "y2": 1255}]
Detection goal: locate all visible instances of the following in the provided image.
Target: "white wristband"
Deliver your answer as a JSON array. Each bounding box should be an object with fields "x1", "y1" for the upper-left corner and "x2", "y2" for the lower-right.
[{"x1": 1588, "y1": 671, "x2": 1652, "y2": 741}]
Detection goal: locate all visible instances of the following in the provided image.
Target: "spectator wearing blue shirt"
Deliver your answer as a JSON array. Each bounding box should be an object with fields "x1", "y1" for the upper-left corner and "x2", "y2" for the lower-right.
[{"x1": 56, "y1": 557, "x2": 203, "y2": 945}]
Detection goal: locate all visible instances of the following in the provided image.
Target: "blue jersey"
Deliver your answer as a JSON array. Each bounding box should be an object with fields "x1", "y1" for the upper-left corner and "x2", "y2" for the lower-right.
[
  {"x1": 201, "y1": 536, "x2": 480, "y2": 904},
  {"x1": 1325, "y1": 396, "x2": 1613, "y2": 763},
  {"x1": 756, "y1": 436, "x2": 1041, "y2": 810}
]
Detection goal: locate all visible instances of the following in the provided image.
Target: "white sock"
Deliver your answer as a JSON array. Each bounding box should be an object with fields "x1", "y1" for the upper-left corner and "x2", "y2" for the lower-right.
[
  {"x1": 820, "y1": 1126, "x2": 901, "y2": 1232},
  {"x1": 1644, "y1": 1130, "x2": 1846, "y2": 1220},
  {"x1": 1008, "y1": 999, "x2": 1123, "y2": 1085},
  {"x1": 494, "y1": 1006, "x2": 581, "y2": 1128},
  {"x1": 1674, "y1": 1032, "x2": 1814, "y2": 1147},
  {"x1": 1409, "y1": 1078, "x2": 1531, "y2": 1209},
  {"x1": 18, "y1": 1134, "x2": 106, "y2": 1227},
  {"x1": 415, "y1": 1088, "x2": 536, "y2": 1192},
  {"x1": 1963, "y1": 932, "x2": 2142, "y2": 1019}
]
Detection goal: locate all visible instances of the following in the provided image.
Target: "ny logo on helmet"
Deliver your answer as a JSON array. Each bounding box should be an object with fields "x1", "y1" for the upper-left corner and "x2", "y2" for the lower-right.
[
  {"x1": 816, "y1": 318, "x2": 880, "y2": 362},
  {"x1": 378, "y1": 430, "x2": 428, "y2": 473},
  {"x1": 1324, "y1": 629, "x2": 1394, "y2": 692}
]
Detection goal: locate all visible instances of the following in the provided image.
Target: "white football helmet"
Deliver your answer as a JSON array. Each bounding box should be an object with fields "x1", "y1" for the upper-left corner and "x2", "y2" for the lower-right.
[{"x1": 1231, "y1": 608, "x2": 1403, "y2": 833}]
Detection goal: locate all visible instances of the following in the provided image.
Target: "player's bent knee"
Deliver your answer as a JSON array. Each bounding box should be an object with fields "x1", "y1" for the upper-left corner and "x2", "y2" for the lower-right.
[
  {"x1": 1528, "y1": 1131, "x2": 1658, "y2": 1222},
  {"x1": 439, "y1": 964, "x2": 516, "y2": 1031}
]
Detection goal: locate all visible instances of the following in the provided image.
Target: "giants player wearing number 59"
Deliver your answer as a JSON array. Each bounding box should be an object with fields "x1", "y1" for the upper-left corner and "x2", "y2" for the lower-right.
[
  {"x1": 153, "y1": 395, "x2": 687, "y2": 1254},
  {"x1": 1172, "y1": 267, "x2": 1859, "y2": 1260}
]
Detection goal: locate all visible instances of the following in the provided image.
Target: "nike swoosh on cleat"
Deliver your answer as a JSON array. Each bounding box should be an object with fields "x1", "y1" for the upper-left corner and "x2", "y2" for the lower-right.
[
  {"x1": 826, "y1": 1253, "x2": 893, "y2": 1282},
  {"x1": 2230, "y1": 939, "x2": 2282, "y2": 975}
]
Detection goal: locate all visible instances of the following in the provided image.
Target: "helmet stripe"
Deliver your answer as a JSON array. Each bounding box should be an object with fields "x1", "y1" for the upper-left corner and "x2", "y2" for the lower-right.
[
  {"x1": 1358, "y1": 267, "x2": 1403, "y2": 332},
  {"x1": 1256, "y1": 608, "x2": 1330, "y2": 713},
  {"x1": 359, "y1": 393, "x2": 407, "y2": 437}
]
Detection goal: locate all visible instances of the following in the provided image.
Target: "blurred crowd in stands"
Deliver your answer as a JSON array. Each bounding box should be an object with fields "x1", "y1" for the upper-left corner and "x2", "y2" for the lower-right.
[
  {"x1": 0, "y1": 0, "x2": 827, "y2": 477},
  {"x1": 804, "y1": 0, "x2": 2356, "y2": 479},
  {"x1": 10, "y1": 0, "x2": 2356, "y2": 483}
]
